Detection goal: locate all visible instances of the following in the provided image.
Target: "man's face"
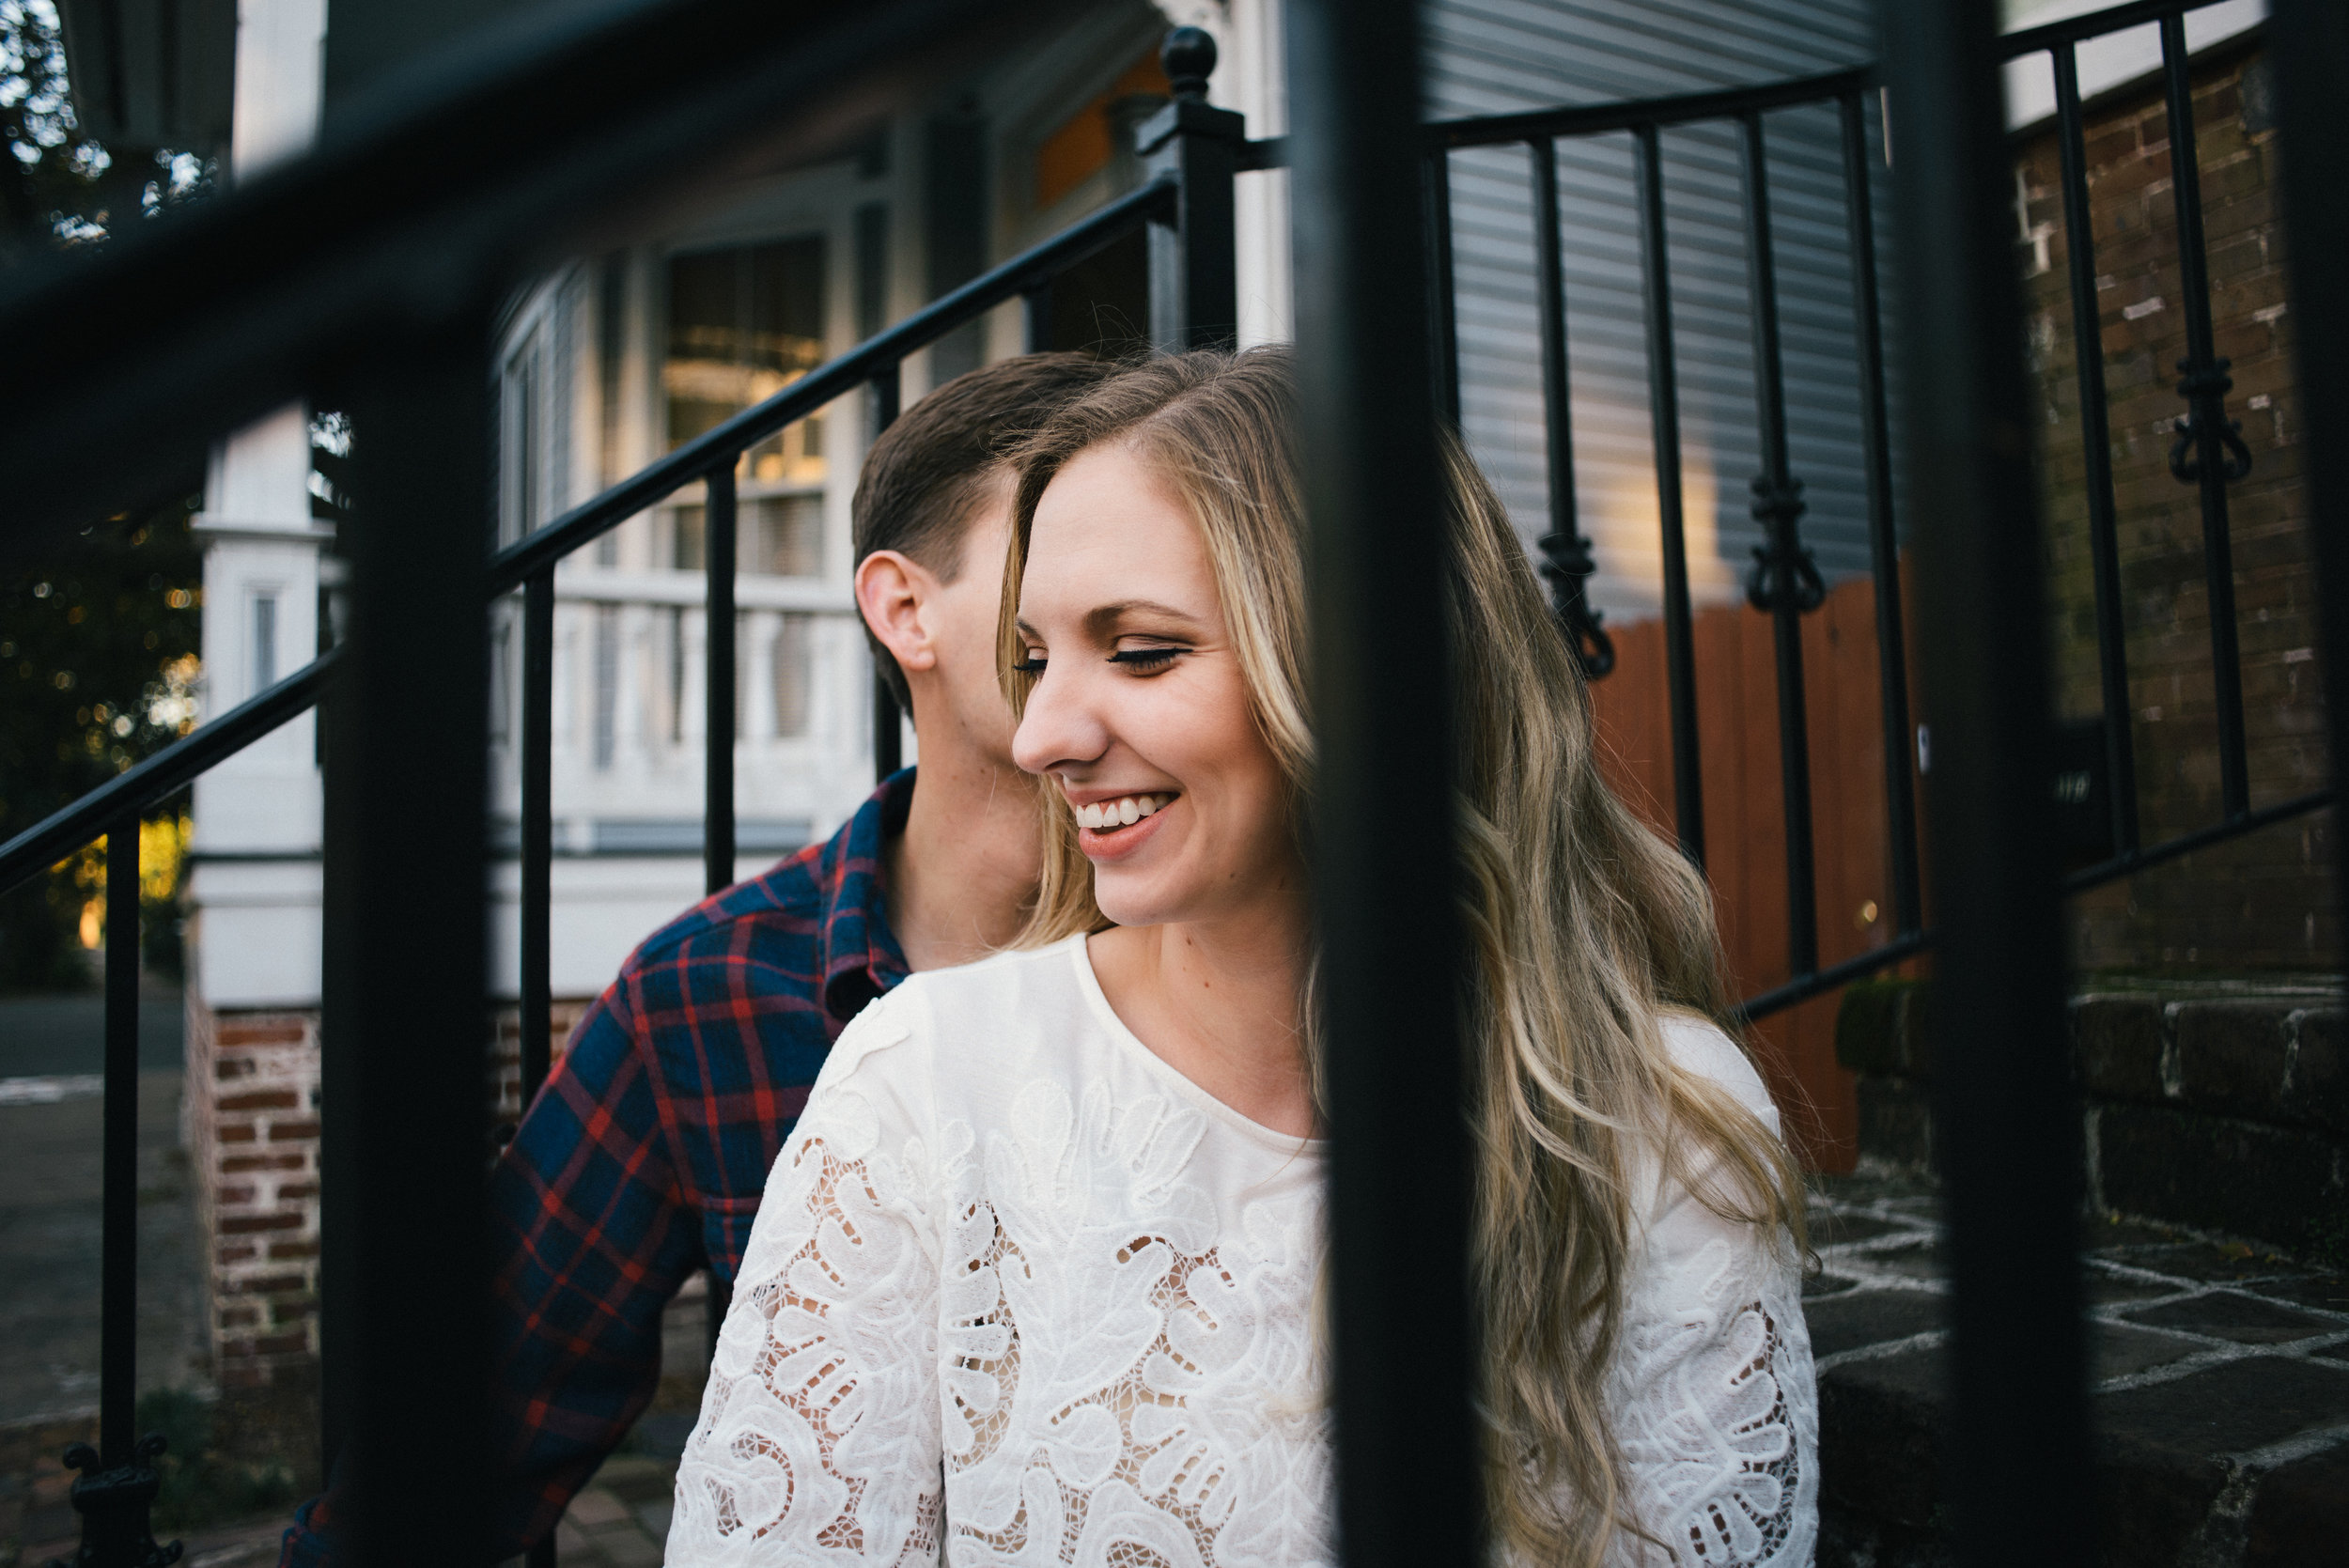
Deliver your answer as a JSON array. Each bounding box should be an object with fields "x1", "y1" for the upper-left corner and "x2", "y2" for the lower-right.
[{"x1": 921, "y1": 474, "x2": 1022, "y2": 770}]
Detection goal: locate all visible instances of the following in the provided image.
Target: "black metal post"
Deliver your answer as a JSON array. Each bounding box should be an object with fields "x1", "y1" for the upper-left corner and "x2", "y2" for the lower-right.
[
  {"x1": 1422, "y1": 149, "x2": 1462, "y2": 430},
  {"x1": 2272, "y1": 0, "x2": 2349, "y2": 995},
  {"x1": 329, "y1": 315, "x2": 495, "y2": 1567},
  {"x1": 1530, "y1": 136, "x2": 1612, "y2": 678},
  {"x1": 520, "y1": 575, "x2": 555, "y2": 1568},
  {"x1": 1635, "y1": 122, "x2": 1706, "y2": 867},
  {"x1": 2053, "y1": 43, "x2": 2141, "y2": 856},
  {"x1": 705, "y1": 462, "x2": 738, "y2": 898},
  {"x1": 1140, "y1": 26, "x2": 1241, "y2": 353},
  {"x1": 54, "y1": 813, "x2": 179, "y2": 1568},
  {"x1": 1875, "y1": 1, "x2": 2095, "y2": 1562},
  {"x1": 1023, "y1": 287, "x2": 1053, "y2": 354},
  {"x1": 1738, "y1": 110, "x2": 1823, "y2": 982},
  {"x1": 1287, "y1": 0, "x2": 1484, "y2": 1563},
  {"x1": 869, "y1": 364, "x2": 904, "y2": 783},
  {"x1": 2158, "y1": 14, "x2": 2251, "y2": 820},
  {"x1": 521, "y1": 569, "x2": 554, "y2": 1117},
  {"x1": 1838, "y1": 89, "x2": 1922, "y2": 938},
  {"x1": 101, "y1": 814, "x2": 139, "y2": 1464},
  {"x1": 702, "y1": 458, "x2": 738, "y2": 1357}
]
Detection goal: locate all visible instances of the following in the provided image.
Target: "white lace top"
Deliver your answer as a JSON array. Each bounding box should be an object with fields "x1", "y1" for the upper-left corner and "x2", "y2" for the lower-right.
[{"x1": 665, "y1": 935, "x2": 1815, "y2": 1567}]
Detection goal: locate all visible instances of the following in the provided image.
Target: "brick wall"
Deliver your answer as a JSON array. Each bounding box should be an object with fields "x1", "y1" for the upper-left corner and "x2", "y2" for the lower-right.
[
  {"x1": 183, "y1": 993, "x2": 590, "y2": 1399},
  {"x1": 2015, "y1": 37, "x2": 2336, "y2": 971}
]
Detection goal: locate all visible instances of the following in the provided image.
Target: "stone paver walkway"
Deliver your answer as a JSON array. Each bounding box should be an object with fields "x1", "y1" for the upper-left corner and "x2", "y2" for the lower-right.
[{"x1": 1811, "y1": 1165, "x2": 2349, "y2": 1565}]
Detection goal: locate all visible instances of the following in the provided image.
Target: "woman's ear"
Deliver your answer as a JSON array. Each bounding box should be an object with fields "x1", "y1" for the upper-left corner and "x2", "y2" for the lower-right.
[{"x1": 855, "y1": 550, "x2": 941, "y2": 675}]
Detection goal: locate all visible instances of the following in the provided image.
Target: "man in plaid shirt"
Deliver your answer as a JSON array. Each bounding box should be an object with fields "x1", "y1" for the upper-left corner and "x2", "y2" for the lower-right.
[{"x1": 278, "y1": 353, "x2": 1113, "y2": 1563}]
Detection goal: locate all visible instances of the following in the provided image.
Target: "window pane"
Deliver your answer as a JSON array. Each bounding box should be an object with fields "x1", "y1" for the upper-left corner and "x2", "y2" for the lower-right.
[
  {"x1": 252, "y1": 593, "x2": 277, "y2": 692},
  {"x1": 774, "y1": 613, "x2": 812, "y2": 737},
  {"x1": 666, "y1": 238, "x2": 827, "y2": 458}
]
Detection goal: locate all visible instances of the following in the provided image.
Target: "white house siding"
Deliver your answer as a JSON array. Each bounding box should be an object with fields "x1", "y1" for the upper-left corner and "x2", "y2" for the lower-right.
[{"x1": 1423, "y1": 0, "x2": 1885, "y2": 622}]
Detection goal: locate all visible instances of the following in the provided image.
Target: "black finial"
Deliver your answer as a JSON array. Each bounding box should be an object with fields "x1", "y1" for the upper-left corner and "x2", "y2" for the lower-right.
[{"x1": 1162, "y1": 26, "x2": 1216, "y2": 100}]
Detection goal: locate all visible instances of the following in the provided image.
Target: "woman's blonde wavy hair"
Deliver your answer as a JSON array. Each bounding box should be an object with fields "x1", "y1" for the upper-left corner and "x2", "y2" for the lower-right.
[{"x1": 996, "y1": 348, "x2": 1805, "y2": 1565}]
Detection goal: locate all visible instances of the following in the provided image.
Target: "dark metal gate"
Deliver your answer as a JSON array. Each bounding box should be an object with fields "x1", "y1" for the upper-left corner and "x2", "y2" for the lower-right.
[{"x1": 2, "y1": 0, "x2": 2343, "y2": 1562}]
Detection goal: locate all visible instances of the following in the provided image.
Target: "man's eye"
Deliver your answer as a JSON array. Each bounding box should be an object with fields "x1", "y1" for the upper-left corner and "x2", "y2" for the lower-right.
[{"x1": 1107, "y1": 646, "x2": 1186, "y2": 672}]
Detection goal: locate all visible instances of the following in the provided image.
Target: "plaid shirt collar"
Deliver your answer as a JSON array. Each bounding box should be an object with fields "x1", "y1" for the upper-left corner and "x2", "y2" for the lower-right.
[{"x1": 814, "y1": 766, "x2": 915, "y2": 1022}]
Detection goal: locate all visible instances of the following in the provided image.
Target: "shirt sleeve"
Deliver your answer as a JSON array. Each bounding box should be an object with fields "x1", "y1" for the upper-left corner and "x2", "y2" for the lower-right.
[
  {"x1": 666, "y1": 994, "x2": 944, "y2": 1565},
  {"x1": 1609, "y1": 1023, "x2": 1819, "y2": 1567},
  {"x1": 486, "y1": 979, "x2": 708, "y2": 1555}
]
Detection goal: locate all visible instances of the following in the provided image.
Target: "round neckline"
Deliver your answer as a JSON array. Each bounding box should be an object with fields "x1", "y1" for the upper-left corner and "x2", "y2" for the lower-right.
[{"x1": 1064, "y1": 932, "x2": 1327, "y2": 1158}]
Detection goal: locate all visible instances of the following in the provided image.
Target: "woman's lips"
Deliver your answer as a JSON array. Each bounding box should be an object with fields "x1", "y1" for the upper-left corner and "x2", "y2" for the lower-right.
[{"x1": 1076, "y1": 796, "x2": 1174, "y2": 862}]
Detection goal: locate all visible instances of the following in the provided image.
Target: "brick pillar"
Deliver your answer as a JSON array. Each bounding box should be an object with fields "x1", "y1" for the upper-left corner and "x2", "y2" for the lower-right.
[
  {"x1": 183, "y1": 994, "x2": 589, "y2": 1396},
  {"x1": 187, "y1": 1005, "x2": 324, "y2": 1391}
]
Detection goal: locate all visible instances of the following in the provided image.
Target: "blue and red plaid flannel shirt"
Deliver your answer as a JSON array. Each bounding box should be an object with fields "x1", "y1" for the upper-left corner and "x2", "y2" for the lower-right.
[{"x1": 277, "y1": 769, "x2": 914, "y2": 1564}]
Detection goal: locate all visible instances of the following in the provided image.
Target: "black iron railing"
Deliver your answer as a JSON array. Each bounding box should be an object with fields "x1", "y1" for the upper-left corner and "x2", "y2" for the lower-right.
[
  {"x1": 1399, "y1": 0, "x2": 2323, "y2": 1021},
  {"x1": 3, "y1": 0, "x2": 2344, "y2": 1564}
]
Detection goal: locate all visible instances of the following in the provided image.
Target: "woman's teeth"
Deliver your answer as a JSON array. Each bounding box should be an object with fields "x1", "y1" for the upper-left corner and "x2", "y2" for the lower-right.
[{"x1": 1074, "y1": 794, "x2": 1174, "y2": 831}]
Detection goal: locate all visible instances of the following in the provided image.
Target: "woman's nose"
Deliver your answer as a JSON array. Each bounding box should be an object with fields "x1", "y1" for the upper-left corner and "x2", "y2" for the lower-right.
[{"x1": 1011, "y1": 660, "x2": 1110, "y2": 778}]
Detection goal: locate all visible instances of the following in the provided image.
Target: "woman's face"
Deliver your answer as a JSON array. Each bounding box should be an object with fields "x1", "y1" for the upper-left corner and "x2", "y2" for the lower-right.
[{"x1": 1011, "y1": 441, "x2": 1298, "y2": 931}]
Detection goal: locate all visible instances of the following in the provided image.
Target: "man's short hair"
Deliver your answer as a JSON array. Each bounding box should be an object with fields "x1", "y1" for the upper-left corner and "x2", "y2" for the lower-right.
[{"x1": 853, "y1": 352, "x2": 1116, "y2": 712}]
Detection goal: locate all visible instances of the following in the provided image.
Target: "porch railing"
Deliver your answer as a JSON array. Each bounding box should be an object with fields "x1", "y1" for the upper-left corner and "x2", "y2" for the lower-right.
[{"x1": 3, "y1": 0, "x2": 2344, "y2": 1563}]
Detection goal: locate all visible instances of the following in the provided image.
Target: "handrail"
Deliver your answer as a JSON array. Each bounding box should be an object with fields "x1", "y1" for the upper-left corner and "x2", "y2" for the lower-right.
[
  {"x1": 0, "y1": 647, "x2": 342, "y2": 894},
  {"x1": 0, "y1": 175, "x2": 1174, "y2": 896},
  {"x1": 1430, "y1": 66, "x2": 1872, "y2": 149},
  {"x1": 490, "y1": 175, "x2": 1172, "y2": 590},
  {"x1": 1999, "y1": 0, "x2": 2242, "y2": 59}
]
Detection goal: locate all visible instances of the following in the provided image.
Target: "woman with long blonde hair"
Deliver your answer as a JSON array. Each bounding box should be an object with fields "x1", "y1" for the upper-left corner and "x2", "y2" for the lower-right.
[{"x1": 669, "y1": 348, "x2": 1815, "y2": 1566}]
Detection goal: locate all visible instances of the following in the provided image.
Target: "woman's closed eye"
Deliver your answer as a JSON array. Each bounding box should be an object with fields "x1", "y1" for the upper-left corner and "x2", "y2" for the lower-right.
[{"x1": 1107, "y1": 644, "x2": 1190, "y2": 673}]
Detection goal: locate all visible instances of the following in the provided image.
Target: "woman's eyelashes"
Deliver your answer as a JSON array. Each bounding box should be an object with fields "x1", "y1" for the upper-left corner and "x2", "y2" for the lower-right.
[
  {"x1": 1106, "y1": 644, "x2": 1189, "y2": 672},
  {"x1": 1012, "y1": 652, "x2": 1049, "y2": 673}
]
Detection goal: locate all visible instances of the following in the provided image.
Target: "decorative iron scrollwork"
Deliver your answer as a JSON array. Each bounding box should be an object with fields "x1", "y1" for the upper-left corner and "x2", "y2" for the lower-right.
[
  {"x1": 2168, "y1": 356, "x2": 2254, "y2": 485},
  {"x1": 1538, "y1": 528, "x2": 1615, "y2": 678},
  {"x1": 46, "y1": 1435, "x2": 182, "y2": 1568},
  {"x1": 1746, "y1": 475, "x2": 1825, "y2": 613}
]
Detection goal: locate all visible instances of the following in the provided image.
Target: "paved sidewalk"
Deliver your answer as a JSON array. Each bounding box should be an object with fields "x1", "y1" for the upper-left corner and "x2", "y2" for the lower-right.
[{"x1": 1812, "y1": 1165, "x2": 2349, "y2": 1564}]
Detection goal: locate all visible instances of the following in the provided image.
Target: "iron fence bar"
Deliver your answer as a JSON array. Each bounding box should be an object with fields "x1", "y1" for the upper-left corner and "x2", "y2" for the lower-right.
[
  {"x1": 1635, "y1": 122, "x2": 1706, "y2": 867},
  {"x1": 2053, "y1": 43, "x2": 2142, "y2": 856},
  {"x1": 1738, "y1": 110, "x2": 1823, "y2": 981},
  {"x1": 1433, "y1": 67, "x2": 1870, "y2": 150},
  {"x1": 2158, "y1": 12, "x2": 2250, "y2": 820},
  {"x1": 54, "y1": 811, "x2": 178, "y2": 1568},
  {"x1": 1023, "y1": 287, "x2": 1054, "y2": 353},
  {"x1": 332, "y1": 317, "x2": 495, "y2": 1565},
  {"x1": 490, "y1": 177, "x2": 1172, "y2": 591},
  {"x1": 521, "y1": 568, "x2": 555, "y2": 1113},
  {"x1": 1422, "y1": 149, "x2": 1462, "y2": 430},
  {"x1": 705, "y1": 463, "x2": 739, "y2": 899},
  {"x1": 2270, "y1": 0, "x2": 2349, "y2": 987},
  {"x1": 101, "y1": 813, "x2": 139, "y2": 1465},
  {"x1": 1287, "y1": 0, "x2": 1484, "y2": 1561},
  {"x1": 1999, "y1": 0, "x2": 2231, "y2": 59},
  {"x1": 1735, "y1": 929, "x2": 1936, "y2": 1023},
  {"x1": 702, "y1": 459, "x2": 739, "y2": 1363},
  {"x1": 0, "y1": 649, "x2": 342, "y2": 895},
  {"x1": 1737, "y1": 787, "x2": 2336, "y2": 1020},
  {"x1": 870, "y1": 363, "x2": 904, "y2": 784},
  {"x1": 1875, "y1": 0, "x2": 2095, "y2": 1560},
  {"x1": 1141, "y1": 27, "x2": 1242, "y2": 352},
  {"x1": 1837, "y1": 89, "x2": 1923, "y2": 939},
  {"x1": 1530, "y1": 137, "x2": 1612, "y2": 679}
]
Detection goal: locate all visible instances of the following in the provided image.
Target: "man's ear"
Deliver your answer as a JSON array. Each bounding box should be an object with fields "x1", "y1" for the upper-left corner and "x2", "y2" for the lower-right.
[{"x1": 855, "y1": 550, "x2": 939, "y2": 675}]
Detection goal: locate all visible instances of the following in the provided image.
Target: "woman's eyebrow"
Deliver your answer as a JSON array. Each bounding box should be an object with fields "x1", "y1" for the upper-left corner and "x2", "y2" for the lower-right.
[{"x1": 1082, "y1": 599, "x2": 1207, "y2": 638}]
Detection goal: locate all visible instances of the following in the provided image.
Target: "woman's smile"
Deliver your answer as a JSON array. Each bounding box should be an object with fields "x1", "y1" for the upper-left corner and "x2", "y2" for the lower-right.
[{"x1": 1071, "y1": 790, "x2": 1179, "y2": 858}]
